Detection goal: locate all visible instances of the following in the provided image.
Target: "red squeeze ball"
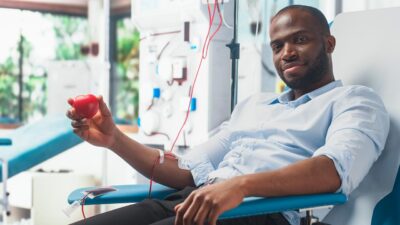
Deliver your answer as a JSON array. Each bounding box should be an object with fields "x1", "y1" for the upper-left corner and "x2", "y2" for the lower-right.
[{"x1": 73, "y1": 94, "x2": 99, "y2": 119}]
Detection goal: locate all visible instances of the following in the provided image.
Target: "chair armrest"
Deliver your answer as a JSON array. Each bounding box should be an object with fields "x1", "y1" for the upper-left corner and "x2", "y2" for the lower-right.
[
  {"x1": 68, "y1": 184, "x2": 177, "y2": 205},
  {"x1": 69, "y1": 184, "x2": 346, "y2": 220},
  {"x1": 220, "y1": 193, "x2": 347, "y2": 219},
  {"x1": 0, "y1": 138, "x2": 12, "y2": 146}
]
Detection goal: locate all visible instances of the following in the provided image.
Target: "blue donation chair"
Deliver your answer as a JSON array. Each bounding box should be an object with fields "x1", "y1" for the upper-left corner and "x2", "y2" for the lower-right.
[
  {"x1": 0, "y1": 115, "x2": 82, "y2": 216},
  {"x1": 68, "y1": 7, "x2": 400, "y2": 225}
]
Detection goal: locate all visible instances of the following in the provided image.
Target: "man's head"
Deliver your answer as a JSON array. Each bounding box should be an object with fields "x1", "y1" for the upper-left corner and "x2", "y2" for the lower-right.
[{"x1": 269, "y1": 5, "x2": 336, "y2": 94}]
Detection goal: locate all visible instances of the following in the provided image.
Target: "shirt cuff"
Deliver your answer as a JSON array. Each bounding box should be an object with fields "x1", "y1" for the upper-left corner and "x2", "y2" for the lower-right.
[
  {"x1": 178, "y1": 153, "x2": 215, "y2": 186},
  {"x1": 313, "y1": 146, "x2": 354, "y2": 196}
]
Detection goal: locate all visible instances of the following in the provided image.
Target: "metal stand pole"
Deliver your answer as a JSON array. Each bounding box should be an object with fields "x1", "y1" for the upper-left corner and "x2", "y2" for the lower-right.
[{"x1": 226, "y1": 0, "x2": 240, "y2": 112}]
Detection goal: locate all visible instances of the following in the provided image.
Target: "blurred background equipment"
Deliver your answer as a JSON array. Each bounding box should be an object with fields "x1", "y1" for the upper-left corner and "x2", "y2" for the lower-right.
[{"x1": 133, "y1": 0, "x2": 233, "y2": 151}]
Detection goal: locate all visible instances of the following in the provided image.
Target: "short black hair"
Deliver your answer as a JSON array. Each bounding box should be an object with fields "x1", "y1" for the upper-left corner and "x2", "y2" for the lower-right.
[{"x1": 271, "y1": 5, "x2": 330, "y2": 35}]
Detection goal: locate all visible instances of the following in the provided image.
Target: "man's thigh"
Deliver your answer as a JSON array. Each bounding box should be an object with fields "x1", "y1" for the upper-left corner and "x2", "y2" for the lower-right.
[
  {"x1": 70, "y1": 187, "x2": 195, "y2": 225},
  {"x1": 149, "y1": 213, "x2": 291, "y2": 225},
  {"x1": 218, "y1": 213, "x2": 291, "y2": 225},
  {"x1": 70, "y1": 186, "x2": 290, "y2": 225},
  {"x1": 70, "y1": 199, "x2": 175, "y2": 225}
]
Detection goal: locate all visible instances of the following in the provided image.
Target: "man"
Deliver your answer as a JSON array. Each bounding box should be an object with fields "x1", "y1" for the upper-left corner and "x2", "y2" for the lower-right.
[{"x1": 68, "y1": 5, "x2": 389, "y2": 225}]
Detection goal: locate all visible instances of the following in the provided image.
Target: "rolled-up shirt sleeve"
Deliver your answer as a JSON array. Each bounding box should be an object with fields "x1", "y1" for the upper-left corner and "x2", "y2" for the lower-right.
[
  {"x1": 177, "y1": 95, "x2": 259, "y2": 186},
  {"x1": 313, "y1": 86, "x2": 390, "y2": 196},
  {"x1": 178, "y1": 123, "x2": 232, "y2": 186}
]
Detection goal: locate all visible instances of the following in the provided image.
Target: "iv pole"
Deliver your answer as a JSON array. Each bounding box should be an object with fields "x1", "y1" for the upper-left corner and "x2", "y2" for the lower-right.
[{"x1": 226, "y1": 0, "x2": 240, "y2": 112}]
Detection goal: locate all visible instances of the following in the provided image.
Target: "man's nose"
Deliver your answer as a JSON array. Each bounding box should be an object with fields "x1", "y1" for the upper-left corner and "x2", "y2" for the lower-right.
[{"x1": 281, "y1": 44, "x2": 298, "y2": 61}]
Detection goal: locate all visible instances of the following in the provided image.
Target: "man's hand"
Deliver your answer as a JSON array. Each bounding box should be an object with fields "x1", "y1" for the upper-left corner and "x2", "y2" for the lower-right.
[
  {"x1": 67, "y1": 95, "x2": 117, "y2": 148},
  {"x1": 174, "y1": 177, "x2": 246, "y2": 225}
]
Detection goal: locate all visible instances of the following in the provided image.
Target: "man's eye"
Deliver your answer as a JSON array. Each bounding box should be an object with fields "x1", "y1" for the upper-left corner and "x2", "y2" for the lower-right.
[
  {"x1": 272, "y1": 44, "x2": 282, "y2": 52},
  {"x1": 295, "y1": 36, "x2": 307, "y2": 43}
]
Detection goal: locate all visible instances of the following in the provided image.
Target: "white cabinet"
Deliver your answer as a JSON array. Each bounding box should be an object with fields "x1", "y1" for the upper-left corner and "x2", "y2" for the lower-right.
[{"x1": 6, "y1": 172, "x2": 97, "y2": 225}]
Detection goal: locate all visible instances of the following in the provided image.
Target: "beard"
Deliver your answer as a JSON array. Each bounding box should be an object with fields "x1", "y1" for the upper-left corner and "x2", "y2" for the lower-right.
[{"x1": 278, "y1": 47, "x2": 329, "y2": 90}]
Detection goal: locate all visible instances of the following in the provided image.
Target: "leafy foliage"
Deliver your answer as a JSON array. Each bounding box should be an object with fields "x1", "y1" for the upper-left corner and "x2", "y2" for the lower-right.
[
  {"x1": 0, "y1": 46, "x2": 20, "y2": 120},
  {"x1": 0, "y1": 12, "x2": 87, "y2": 123},
  {"x1": 0, "y1": 12, "x2": 141, "y2": 124},
  {"x1": 115, "y1": 18, "x2": 140, "y2": 122},
  {"x1": 46, "y1": 14, "x2": 87, "y2": 60}
]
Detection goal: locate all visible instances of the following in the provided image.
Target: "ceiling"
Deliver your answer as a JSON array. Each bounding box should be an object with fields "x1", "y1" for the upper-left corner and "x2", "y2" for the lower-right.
[{"x1": 0, "y1": 0, "x2": 130, "y2": 16}]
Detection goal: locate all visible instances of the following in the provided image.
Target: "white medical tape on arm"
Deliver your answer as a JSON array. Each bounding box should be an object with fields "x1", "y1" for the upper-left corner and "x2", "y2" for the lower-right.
[{"x1": 158, "y1": 149, "x2": 165, "y2": 164}]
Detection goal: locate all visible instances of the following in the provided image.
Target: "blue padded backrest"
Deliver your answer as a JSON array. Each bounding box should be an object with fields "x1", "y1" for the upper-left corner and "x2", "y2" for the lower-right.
[
  {"x1": 0, "y1": 138, "x2": 12, "y2": 146},
  {"x1": 0, "y1": 115, "x2": 82, "y2": 181},
  {"x1": 371, "y1": 166, "x2": 400, "y2": 225}
]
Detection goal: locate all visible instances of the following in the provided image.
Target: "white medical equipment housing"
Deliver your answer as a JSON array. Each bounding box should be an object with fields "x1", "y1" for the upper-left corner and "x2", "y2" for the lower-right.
[{"x1": 132, "y1": 0, "x2": 234, "y2": 150}]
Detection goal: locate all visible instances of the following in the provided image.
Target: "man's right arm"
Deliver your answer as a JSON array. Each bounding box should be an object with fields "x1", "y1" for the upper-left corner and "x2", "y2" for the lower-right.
[
  {"x1": 109, "y1": 128, "x2": 195, "y2": 189},
  {"x1": 67, "y1": 95, "x2": 195, "y2": 189}
]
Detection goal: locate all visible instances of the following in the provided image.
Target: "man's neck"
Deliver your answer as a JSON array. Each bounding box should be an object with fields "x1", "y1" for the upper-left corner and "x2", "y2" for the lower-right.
[{"x1": 292, "y1": 77, "x2": 335, "y2": 100}]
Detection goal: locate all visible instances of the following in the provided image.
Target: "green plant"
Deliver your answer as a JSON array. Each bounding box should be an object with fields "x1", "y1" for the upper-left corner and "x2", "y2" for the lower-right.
[
  {"x1": 115, "y1": 18, "x2": 140, "y2": 122},
  {"x1": 0, "y1": 12, "x2": 88, "y2": 123},
  {"x1": 0, "y1": 47, "x2": 19, "y2": 120},
  {"x1": 47, "y1": 15, "x2": 87, "y2": 60}
]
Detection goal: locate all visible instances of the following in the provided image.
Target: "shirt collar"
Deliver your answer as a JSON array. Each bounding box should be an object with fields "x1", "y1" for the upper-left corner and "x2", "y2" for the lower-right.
[{"x1": 269, "y1": 80, "x2": 343, "y2": 107}]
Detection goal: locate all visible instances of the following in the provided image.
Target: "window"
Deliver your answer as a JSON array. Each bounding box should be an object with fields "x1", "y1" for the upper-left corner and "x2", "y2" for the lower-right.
[
  {"x1": 0, "y1": 8, "x2": 87, "y2": 123},
  {"x1": 112, "y1": 17, "x2": 140, "y2": 124}
]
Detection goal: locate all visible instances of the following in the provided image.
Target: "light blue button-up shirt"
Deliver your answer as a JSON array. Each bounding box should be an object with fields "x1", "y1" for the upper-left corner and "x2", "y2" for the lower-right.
[{"x1": 178, "y1": 80, "x2": 390, "y2": 225}]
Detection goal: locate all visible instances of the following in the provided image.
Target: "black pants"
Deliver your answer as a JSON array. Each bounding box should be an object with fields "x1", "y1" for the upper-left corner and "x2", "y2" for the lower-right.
[{"x1": 71, "y1": 187, "x2": 290, "y2": 225}]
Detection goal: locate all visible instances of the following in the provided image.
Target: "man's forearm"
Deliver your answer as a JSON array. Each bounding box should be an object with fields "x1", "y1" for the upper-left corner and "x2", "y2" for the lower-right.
[
  {"x1": 238, "y1": 156, "x2": 341, "y2": 197},
  {"x1": 109, "y1": 129, "x2": 195, "y2": 189}
]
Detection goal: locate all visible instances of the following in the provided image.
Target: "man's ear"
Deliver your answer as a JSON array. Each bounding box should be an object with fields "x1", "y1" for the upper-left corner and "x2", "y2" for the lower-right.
[{"x1": 326, "y1": 35, "x2": 336, "y2": 53}]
